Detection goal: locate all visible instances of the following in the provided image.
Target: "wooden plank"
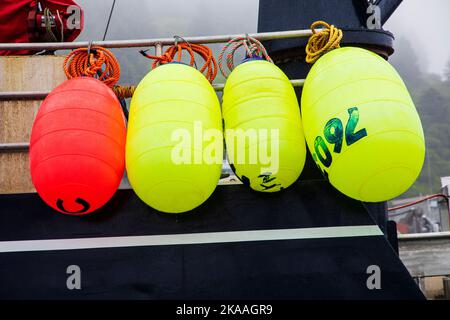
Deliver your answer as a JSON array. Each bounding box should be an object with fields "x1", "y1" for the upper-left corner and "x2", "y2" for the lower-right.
[
  {"x1": 0, "y1": 56, "x2": 67, "y2": 194},
  {"x1": 399, "y1": 232, "x2": 450, "y2": 278}
]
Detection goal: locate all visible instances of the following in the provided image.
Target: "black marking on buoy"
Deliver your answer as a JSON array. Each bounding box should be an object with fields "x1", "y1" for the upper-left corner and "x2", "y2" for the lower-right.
[
  {"x1": 258, "y1": 173, "x2": 276, "y2": 184},
  {"x1": 260, "y1": 183, "x2": 279, "y2": 191},
  {"x1": 241, "y1": 175, "x2": 251, "y2": 186},
  {"x1": 56, "y1": 198, "x2": 90, "y2": 214},
  {"x1": 229, "y1": 163, "x2": 249, "y2": 186}
]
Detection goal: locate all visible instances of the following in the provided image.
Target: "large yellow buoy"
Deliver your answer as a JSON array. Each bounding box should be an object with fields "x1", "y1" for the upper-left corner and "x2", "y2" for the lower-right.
[
  {"x1": 126, "y1": 63, "x2": 223, "y2": 213},
  {"x1": 222, "y1": 58, "x2": 306, "y2": 192},
  {"x1": 301, "y1": 47, "x2": 425, "y2": 202}
]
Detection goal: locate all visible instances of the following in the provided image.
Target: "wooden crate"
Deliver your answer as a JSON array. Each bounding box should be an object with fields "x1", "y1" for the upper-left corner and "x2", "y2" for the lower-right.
[{"x1": 0, "y1": 55, "x2": 67, "y2": 194}]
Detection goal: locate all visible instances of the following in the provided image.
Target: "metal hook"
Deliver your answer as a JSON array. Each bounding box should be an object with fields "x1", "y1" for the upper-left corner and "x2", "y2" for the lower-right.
[
  {"x1": 86, "y1": 41, "x2": 93, "y2": 68},
  {"x1": 173, "y1": 35, "x2": 188, "y2": 46},
  {"x1": 87, "y1": 41, "x2": 92, "y2": 56},
  {"x1": 243, "y1": 33, "x2": 254, "y2": 58},
  {"x1": 173, "y1": 35, "x2": 198, "y2": 69}
]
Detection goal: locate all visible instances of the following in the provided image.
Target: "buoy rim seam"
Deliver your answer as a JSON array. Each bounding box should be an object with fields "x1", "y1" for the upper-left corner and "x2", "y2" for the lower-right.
[
  {"x1": 46, "y1": 87, "x2": 118, "y2": 105},
  {"x1": 355, "y1": 165, "x2": 420, "y2": 202},
  {"x1": 231, "y1": 165, "x2": 305, "y2": 176},
  {"x1": 223, "y1": 75, "x2": 291, "y2": 94},
  {"x1": 222, "y1": 93, "x2": 299, "y2": 117},
  {"x1": 325, "y1": 129, "x2": 426, "y2": 181},
  {"x1": 35, "y1": 104, "x2": 126, "y2": 130},
  {"x1": 230, "y1": 59, "x2": 278, "y2": 76},
  {"x1": 307, "y1": 49, "x2": 392, "y2": 78},
  {"x1": 302, "y1": 77, "x2": 407, "y2": 111},
  {"x1": 144, "y1": 179, "x2": 206, "y2": 196},
  {"x1": 224, "y1": 114, "x2": 303, "y2": 132},
  {"x1": 129, "y1": 98, "x2": 220, "y2": 119},
  {"x1": 127, "y1": 119, "x2": 223, "y2": 137},
  {"x1": 30, "y1": 153, "x2": 124, "y2": 181},
  {"x1": 126, "y1": 145, "x2": 224, "y2": 168},
  {"x1": 225, "y1": 136, "x2": 306, "y2": 169},
  {"x1": 225, "y1": 135, "x2": 306, "y2": 147},
  {"x1": 134, "y1": 78, "x2": 215, "y2": 97},
  {"x1": 302, "y1": 98, "x2": 422, "y2": 137},
  {"x1": 30, "y1": 127, "x2": 126, "y2": 152}
]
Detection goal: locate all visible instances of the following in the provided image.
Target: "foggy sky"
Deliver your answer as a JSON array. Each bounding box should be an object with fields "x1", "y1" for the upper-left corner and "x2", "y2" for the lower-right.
[
  {"x1": 76, "y1": 0, "x2": 258, "y2": 39},
  {"x1": 75, "y1": 0, "x2": 450, "y2": 79},
  {"x1": 385, "y1": 0, "x2": 450, "y2": 77}
]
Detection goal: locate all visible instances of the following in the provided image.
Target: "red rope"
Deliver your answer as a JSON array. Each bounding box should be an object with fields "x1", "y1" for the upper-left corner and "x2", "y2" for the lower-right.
[{"x1": 388, "y1": 194, "x2": 448, "y2": 211}]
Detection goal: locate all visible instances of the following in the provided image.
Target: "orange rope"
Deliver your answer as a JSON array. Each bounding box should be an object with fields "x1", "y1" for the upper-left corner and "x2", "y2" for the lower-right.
[
  {"x1": 63, "y1": 46, "x2": 121, "y2": 88},
  {"x1": 112, "y1": 85, "x2": 135, "y2": 99},
  {"x1": 142, "y1": 43, "x2": 218, "y2": 83}
]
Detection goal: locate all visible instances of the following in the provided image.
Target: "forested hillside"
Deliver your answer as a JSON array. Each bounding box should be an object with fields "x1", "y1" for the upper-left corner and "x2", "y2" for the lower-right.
[{"x1": 390, "y1": 38, "x2": 450, "y2": 197}]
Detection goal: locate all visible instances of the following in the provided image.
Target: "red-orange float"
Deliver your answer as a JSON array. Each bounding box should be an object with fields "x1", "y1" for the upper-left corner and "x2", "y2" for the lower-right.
[{"x1": 29, "y1": 77, "x2": 126, "y2": 215}]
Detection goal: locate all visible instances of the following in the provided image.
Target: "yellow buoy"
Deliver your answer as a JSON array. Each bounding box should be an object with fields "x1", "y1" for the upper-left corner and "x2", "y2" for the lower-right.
[
  {"x1": 126, "y1": 63, "x2": 223, "y2": 213},
  {"x1": 301, "y1": 47, "x2": 425, "y2": 202},
  {"x1": 222, "y1": 59, "x2": 307, "y2": 192}
]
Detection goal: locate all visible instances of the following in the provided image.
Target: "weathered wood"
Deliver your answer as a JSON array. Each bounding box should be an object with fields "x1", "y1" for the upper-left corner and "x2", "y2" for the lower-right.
[
  {"x1": 399, "y1": 232, "x2": 450, "y2": 278},
  {"x1": 0, "y1": 56, "x2": 67, "y2": 194}
]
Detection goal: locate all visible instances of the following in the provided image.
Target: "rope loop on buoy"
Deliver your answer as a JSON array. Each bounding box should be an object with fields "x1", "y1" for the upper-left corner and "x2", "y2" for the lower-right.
[
  {"x1": 112, "y1": 85, "x2": 135, "y2": 99},
  {"x1": 63, "y1": 45, "x2": 121, "y2": 87},
  {"x1": 305, "y1": 20, "x2": 343, "y2": 64},
  {"x1": 218, "y1": 34, "x2": 273, "y2": 79},
  {"x1": 140, "y1": 38, "x2": 218, "y2": 83},
  {"x1": 64, "y1": 45, "x2": 136, "y2": 99}
]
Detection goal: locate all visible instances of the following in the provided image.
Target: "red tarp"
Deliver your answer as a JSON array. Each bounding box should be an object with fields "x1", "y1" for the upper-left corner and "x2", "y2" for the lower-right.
[{"x1": 0, "y1": 0, "x2": 84, "y2": 55}]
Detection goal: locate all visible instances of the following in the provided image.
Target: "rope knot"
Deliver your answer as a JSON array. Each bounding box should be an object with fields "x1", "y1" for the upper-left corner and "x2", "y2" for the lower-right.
[
  {"x1": 218, "y1": 35, "x2": 273, "y2": 79},
  {"x1": 112, "y1": 85, "x2": 135, "y2": 99},
  {"x1": 141, "y1": 41, "x2": 218, "y2": 83},
  {"x1": 151, "y1": 51, "x2": 176, "y2": 67},
  {"x1": 63, "y1": 46, "x2": 121, "y2": 88},
  {"x1": 305, "y1": 21, "x2": 343, "y2": 64}
]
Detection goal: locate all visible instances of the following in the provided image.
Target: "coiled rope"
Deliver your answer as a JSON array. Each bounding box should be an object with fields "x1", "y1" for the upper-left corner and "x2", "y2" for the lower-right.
[
  {"x1": 63, "y1": 45, "x2": 135, "y2": 98},
  {"x1": 305, "y1": 21, "x2": 343, "y2": 64},
  {"x1": 112, "y1": 85, "x2": 135, "y2": 99},
  {"x1": 218, "y1": 35, "x2": 273, "y2": 78},
  {"x1": 64, "y1": 46, "x2": 121, "y2": 87},
  {"x1": 141, "y1": 40, "x2": 218, "y2": 83}
]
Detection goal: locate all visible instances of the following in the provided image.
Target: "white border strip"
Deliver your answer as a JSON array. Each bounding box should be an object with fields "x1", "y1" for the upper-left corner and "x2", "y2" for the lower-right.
[{"x1": 0, "y1": 225, "x2": 382, "y2": 253}]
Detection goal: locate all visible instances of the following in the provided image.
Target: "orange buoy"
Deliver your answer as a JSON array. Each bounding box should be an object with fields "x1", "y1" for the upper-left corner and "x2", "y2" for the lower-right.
[{"x1": 29, "y1": 77, "x2": 126, "y2": 215}]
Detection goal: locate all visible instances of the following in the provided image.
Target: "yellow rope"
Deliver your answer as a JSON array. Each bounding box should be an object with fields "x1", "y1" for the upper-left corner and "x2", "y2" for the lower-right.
[{"x1": 305, "y1": 21, "x2": 343, "y2": 64}]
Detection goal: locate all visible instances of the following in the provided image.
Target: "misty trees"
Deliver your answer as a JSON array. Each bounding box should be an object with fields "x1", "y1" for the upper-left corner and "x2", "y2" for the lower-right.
[
  {"x1": 392, "y1": 38, "x2": 450, "y2": 197},
  {"x1": 390, "y1": 37, "x2": 424, "y2": 90},
  {"x1": 444, "y1": 59, "x2": 450, "y2": 83}
]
